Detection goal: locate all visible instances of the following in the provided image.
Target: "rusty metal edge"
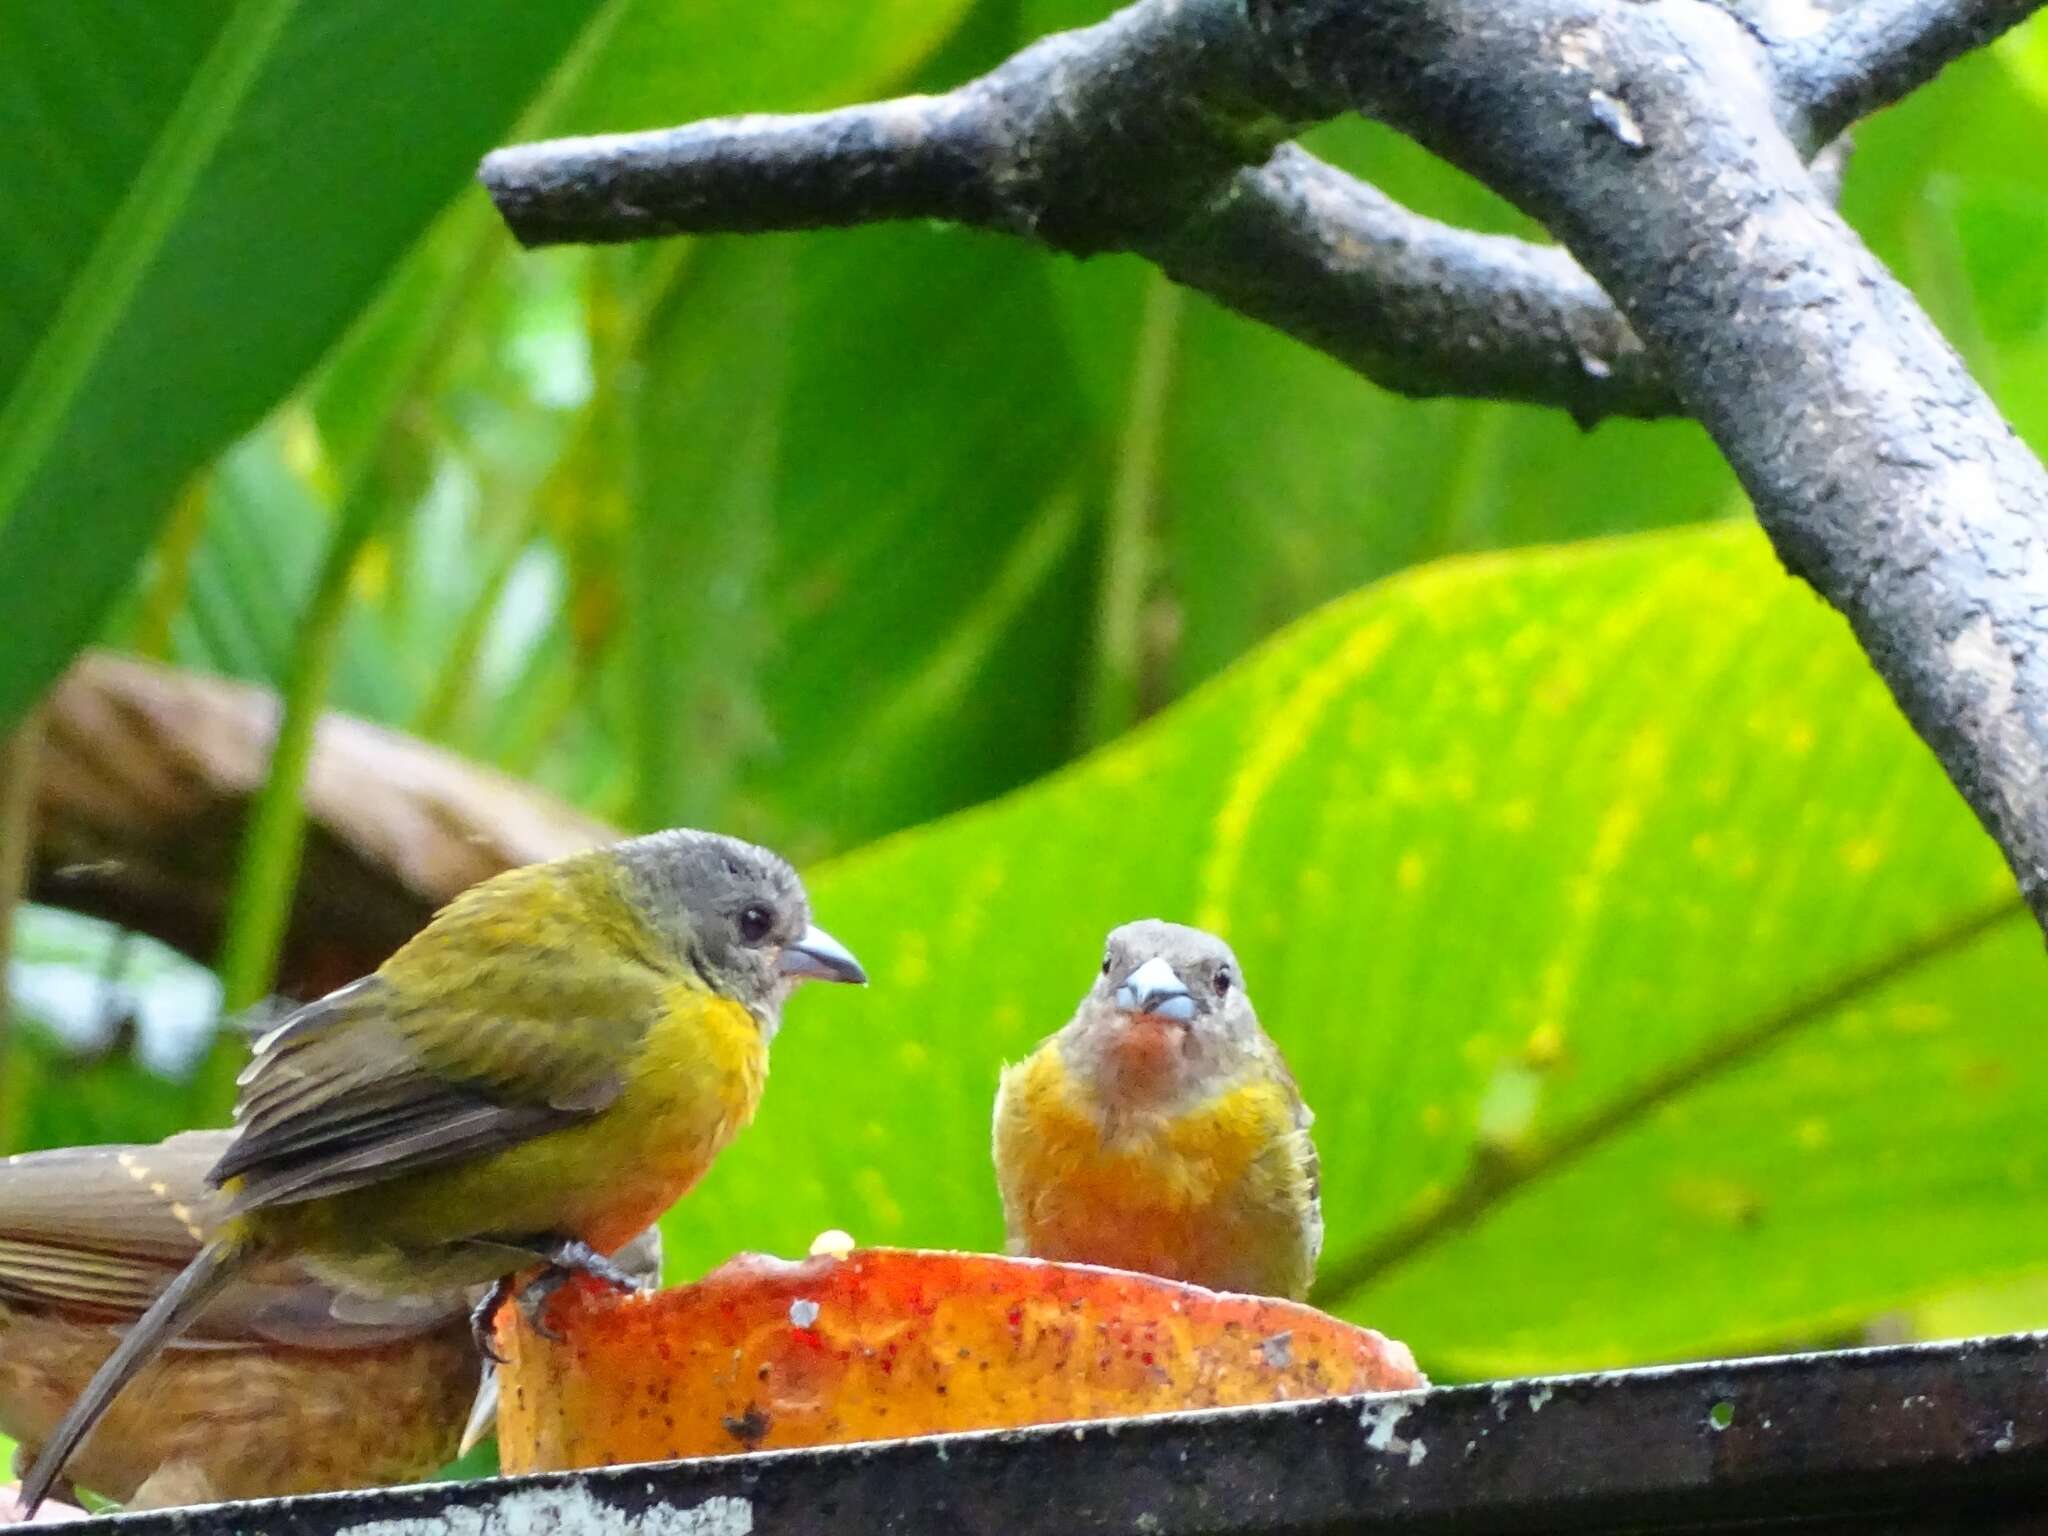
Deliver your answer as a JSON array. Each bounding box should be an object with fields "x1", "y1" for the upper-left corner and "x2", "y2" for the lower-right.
[{"x1": 18, "y1": 1330, "x2": 2048, "y2": 1535}]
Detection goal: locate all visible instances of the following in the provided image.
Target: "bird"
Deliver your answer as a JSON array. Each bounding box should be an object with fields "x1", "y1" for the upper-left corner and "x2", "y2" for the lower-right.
[
  {"x1": 15, "y1": 828, "x2": 863, "y2": 1514},
  {"x1": 2, "y1": 1130, "x2": 455, "y2": 1507},
  {"x1": 992, "y1": 919, "x2": 1321, "y2": 1300},
  {"x1": 0, "y1": 1131, "x2": 663, "y2": 1509}
]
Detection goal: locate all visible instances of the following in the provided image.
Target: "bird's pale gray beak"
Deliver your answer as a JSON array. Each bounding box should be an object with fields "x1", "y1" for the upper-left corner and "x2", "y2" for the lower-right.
[
  {"x1": 1116, "y1": 955, "x2": 1195, "y2": 1021},
  {"x1": 779, "y1": 923, "x2": 867, "y2": 984}
]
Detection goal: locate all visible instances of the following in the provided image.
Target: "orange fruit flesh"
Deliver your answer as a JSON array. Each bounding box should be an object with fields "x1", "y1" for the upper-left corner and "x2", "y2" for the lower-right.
[{"x1": 496, "y1": 1246, "x2": 1424, "y2": 1472}]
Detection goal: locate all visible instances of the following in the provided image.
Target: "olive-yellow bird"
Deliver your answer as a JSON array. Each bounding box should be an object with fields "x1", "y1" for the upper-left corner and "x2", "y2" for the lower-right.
[
  {"x1": 16, "y1": 829, "x2": 862, "y2": 1515},
  {"x1": 0, "y1": 1131, "x2": 659, "y2": 1509},
  {"x1": 993, "y1": 920, "x2": 1320, "y2": 1300}
]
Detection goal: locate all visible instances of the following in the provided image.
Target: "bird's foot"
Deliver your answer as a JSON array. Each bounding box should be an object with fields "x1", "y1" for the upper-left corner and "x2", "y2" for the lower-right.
[
  {"x1": 471, "y1": 1275, "x2": 516, "y2": 1363},
  {"x1": 515, "y1": 1240, "x2": 648, "y2": 1340},
  {"x1": 547, "y1": 1239, "x2": 646, "y2": 1292},
  {"x1": 513, "y1": 1268, "x2": 571, "y2": 1340}
]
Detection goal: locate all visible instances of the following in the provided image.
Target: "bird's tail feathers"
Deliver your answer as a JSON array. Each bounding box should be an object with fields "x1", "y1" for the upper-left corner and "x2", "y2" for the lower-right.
[{"x1": 16, "y1": 1231, "x2": 253, "y2": 1515}]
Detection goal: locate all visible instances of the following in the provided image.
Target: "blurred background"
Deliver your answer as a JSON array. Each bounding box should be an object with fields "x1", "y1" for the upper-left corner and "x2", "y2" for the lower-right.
[{"x1": 4, "y1": 0, "x2": 2047, "y2": 1460}]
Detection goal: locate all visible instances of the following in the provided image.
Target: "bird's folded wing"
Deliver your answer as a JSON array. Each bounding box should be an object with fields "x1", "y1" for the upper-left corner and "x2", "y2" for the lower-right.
[
  {"x1": 1274, "y1": 1049, "x2": 1323, "y2": 1264},
  {"x1": 213, "y1": 972, "x2": 637, "y2": 1214}
]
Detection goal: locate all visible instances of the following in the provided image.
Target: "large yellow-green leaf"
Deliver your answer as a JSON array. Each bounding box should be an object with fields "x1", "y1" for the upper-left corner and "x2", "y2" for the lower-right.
[{"x1": 663, "y1": 520, "x2": 2044, "y2": 1376}]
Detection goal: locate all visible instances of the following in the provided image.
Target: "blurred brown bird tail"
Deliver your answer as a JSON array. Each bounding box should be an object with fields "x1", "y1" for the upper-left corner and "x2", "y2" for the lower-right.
[{"x1": 16, "y1": 1231, "x2": 254, "y2": 1515}]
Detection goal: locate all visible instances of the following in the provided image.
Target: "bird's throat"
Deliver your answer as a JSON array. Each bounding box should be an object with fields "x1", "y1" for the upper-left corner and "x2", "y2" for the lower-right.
[{"x1": 1105, "y1": 1015, "x2": 1189, "y2": 1104}]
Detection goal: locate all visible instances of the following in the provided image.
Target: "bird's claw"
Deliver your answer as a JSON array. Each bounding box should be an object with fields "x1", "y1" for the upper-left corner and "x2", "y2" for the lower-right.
[
  {"x1": 513, "y1": 1240, "x2": 647, "y2": 1340},
  {"x1": 549, "y1": 1239, "x2": 645, "y2": 1293},
  {"x1": 516, "y1": 1268, "x2": 570, "y2": 1340},
  {"x1": 471, "y1": 1276, "x2": 515, "y2": 1363}
]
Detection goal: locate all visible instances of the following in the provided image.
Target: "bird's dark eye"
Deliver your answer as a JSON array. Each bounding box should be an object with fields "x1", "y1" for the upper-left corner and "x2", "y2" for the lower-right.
[
  {"x1": 1213, "y1": 968, "x2": 1232, "y2": 997},
  {"x1": 1101, "y1": 954, "x2": 1112, "y2": 975},
  {"x1": 738, "y1": 903, "x2": 775, "y2": 944}
]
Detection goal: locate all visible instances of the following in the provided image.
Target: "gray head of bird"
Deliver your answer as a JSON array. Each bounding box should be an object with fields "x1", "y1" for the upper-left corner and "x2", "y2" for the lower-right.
[
  {"x1": 612, "y1": 829, "x2": 865, "y2": 1034},
  {"x1": 1061, "y1": 918, "x2": 1267, "y2": 1112}
]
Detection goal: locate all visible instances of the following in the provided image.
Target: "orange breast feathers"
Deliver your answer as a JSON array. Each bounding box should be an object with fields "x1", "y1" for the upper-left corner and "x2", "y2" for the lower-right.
[{"x1": 992, "y1": 1044, "x2": 1320, "y2": 1300}]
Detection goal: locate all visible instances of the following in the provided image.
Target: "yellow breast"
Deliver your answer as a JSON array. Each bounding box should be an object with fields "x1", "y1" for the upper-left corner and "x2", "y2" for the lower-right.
[
  {"x1": 464, "y1": 981, "x2": 770, "y2": 1257},
  {"x1": 580, "y1": 982, "x2": 769, "y2": 1251},
  {"x1": 992, "y1": 1045, "x2": 1317, "y2": 1298}
]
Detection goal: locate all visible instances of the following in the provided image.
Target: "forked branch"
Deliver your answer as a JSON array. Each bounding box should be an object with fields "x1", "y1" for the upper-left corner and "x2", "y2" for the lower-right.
[{"x1": 481, "y1": 0, "x2": 2048, "y2": 934}]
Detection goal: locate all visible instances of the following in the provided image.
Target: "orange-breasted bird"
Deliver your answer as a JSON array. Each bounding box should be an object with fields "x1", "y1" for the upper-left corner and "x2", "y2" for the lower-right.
[
  {"x1": 992, "y1": 920, "x2": 1321, "y2": 1300},
  {"x1": 16, "y1": 828, "x2": 863, "y2": 1515},
  {"x1": 0, "y1": 1132, "x2": 662, "y2": 1509}
]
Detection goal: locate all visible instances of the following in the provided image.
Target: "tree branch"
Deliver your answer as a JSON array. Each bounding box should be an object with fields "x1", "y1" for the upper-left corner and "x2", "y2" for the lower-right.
[
  {"x1": 476, "y1": 0, "x2": 2035, "y2": 423},
  {"x1": 1780, "y1": 0, "x2": 2044, "y2": 149},
  {"x1": 1156, "y1": 148, "x2": 1670, "y2": 422},
  {"x1": 1246, "y1": 0, "x2": 2048, "y2": 927},
  {"x1": 479, "y1": 0, "x2": 2048, "y2": 933},
  {"x1": 481, "y1": 0, "x2": 1673, "y2": 421},
  {"x1": 479, "y1": 100, "x2": 1000, "y2": 243}
]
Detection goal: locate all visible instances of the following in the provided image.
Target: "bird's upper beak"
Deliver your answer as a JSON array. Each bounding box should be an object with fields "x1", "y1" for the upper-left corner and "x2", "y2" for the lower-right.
[
  {"x1": 779, "y1": 923, "x2": 867, "y2": 985},
  {"x1": 1115, "y1": 955, "x2": 1195, "y2": 1022}
]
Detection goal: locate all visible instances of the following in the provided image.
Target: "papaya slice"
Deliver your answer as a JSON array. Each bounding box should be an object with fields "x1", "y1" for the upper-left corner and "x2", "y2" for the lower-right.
[{"x1": 496, "y1": 1246, "x2": 1423, "y2": 1472}]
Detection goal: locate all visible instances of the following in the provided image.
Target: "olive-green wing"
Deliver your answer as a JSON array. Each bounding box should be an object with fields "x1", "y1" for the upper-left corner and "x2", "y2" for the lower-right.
[
  {"x1": 213, "y1": 963, "x2": 645, "y2": 1215},
  {"x1": 1297, "y1": 1110, "x2": 1324, "y2": 1267},
  {"x1": 0, "y1": 1132, "x2": 464, "y2": 1346},
  {"x1": 989, "y1": 1055, "x2": 1038, "y2": 1254},
  {"x1": 1259, "y1": 1034, "x2": 1324, "y2": 1268}
]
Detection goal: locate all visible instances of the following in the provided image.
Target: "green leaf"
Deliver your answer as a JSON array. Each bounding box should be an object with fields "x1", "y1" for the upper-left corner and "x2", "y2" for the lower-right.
[
  {"x1": 663, "y1": 521, "x2": 2041, "y2": 1375},
  {"x1": 2000, "y1": 17, "x2": 2048, "y2": 108},
  {"x1": 0, "y1": 0, "x2": 604, "y2": 729},
  {"x1": 165, "y1": 420, "x2": 328, "y2": 688},
  {"x1": 1908, "y1": 1268, "x2": 2048, "y2": 1339},
  {"x1": 620, "y1": 221, "x2": 1099, "y2": 856},
  {"x1": 546, "y1": 0, "x2": 976, "y2": 135},
  {"x1": 1845, "y1": 41, "x2": 2048, "y2": 452},
  {"x1": 1045, "y1": 252, "x2": 1740, "y2": 707}
]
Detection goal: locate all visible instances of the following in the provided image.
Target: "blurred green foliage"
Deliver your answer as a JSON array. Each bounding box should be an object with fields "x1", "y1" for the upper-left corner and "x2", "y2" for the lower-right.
[{"x1": 2, "y1": 0, "x2": 2046, "y2": 1436}]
